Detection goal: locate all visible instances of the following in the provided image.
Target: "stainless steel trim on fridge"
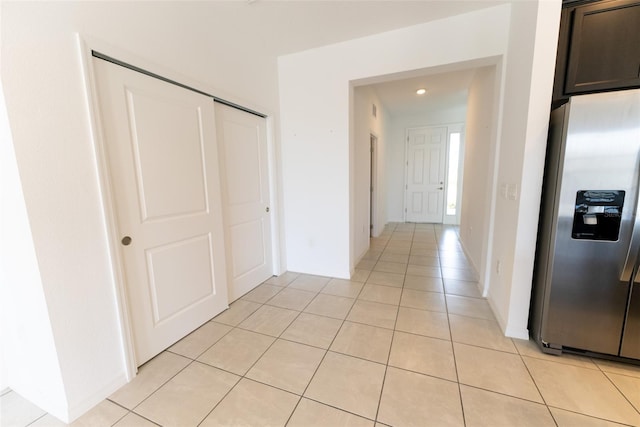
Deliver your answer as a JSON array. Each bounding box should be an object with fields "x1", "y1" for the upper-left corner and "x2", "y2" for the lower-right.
[{"x1": 531, "y1": 89, "x2": 640, "y2": 361}]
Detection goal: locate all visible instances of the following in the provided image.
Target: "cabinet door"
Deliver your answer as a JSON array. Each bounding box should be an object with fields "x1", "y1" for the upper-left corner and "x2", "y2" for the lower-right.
[{"x1": 565, "y1": 0, "x2": 640, "y2": 94}]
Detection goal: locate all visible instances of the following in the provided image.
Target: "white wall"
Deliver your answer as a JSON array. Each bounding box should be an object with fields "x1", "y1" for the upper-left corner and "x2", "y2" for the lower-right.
[
  {"x1": 487, "y1": 0, "x2": 561, "y2": 338},
  {"x1": 278, "y1": 1, "x2": 561, "y2": 336},
  {"x1": 386, "y1": 107, "x2": 467, "y2": 222},
  {"x1": 352, "y1": 86, "x2": 388, "y2": 265},
  {"x1": 459, "y1": 66, "x2": 498, "y2": 279},
  {"x1": 279, "y1": 5, "x2": 511, "y2": 277},
  {"x1": 1, "y1": 2, "x2": 283, "y2": 421},
  {"x1": 0, "y1": 83, "x2": 69, "y2": 414}
]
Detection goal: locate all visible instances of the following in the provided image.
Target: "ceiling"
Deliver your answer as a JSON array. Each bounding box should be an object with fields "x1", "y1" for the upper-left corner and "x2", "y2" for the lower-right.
[
  {"x1": 366, "y1": 68, "x2": 478, "y2": 117},
  {"x1": 219, "y1": 1, "x2": 508, "y2": 56}
]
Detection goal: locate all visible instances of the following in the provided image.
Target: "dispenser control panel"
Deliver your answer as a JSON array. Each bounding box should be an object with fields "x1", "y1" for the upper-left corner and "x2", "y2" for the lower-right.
[{"x1": 572, "y1": 190, "x2": 625, "y2": 241}]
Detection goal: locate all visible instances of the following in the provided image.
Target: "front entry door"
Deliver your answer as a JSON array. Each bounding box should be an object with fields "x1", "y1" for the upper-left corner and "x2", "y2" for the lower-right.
[
  {"x1": 214, "y1": 103, "x2": 273, "y2": 301},
  {"x1": 405, "y1": 127, "x2": 447, "y2": 223},
  {"x1": 94, "y1": 58, "x2": 229, "y2": 366}
]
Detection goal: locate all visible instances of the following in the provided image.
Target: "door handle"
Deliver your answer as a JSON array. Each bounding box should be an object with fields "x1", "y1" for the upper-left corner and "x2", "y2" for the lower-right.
[
  {"x1": 121, "y1": 236, "x2": 132, "y2": 246},
  {"x1": 265, "y1": 207, "x2": 270, "y2": 213},
  {"x1": 437, "y1": 187, "x2": 443, "y2": 190},
  {"x1": 622, "y1": 180, "x2": 640, "y2": 282}
]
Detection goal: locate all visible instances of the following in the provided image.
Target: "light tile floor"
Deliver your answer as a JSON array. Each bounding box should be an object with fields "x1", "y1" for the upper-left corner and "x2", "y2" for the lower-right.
[{"x1": 3, "y1": 223, "x2": 640, "y2": 426}]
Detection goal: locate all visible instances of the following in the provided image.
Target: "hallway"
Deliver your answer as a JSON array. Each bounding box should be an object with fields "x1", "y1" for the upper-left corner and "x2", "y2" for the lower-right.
[{"x1": 3, "y1": 223, "x2": 640, "y2": 426}]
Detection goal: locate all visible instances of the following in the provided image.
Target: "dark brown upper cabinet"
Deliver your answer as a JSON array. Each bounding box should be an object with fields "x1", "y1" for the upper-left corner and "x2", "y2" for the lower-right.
[{"x1": 553, "y1": 0, "x2": 640, "y2": 105}]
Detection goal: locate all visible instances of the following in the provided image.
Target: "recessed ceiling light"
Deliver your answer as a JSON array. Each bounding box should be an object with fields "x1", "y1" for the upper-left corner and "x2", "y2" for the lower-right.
[{"x1": 416, "y1": 88, "x2": 427, "y2": 95}]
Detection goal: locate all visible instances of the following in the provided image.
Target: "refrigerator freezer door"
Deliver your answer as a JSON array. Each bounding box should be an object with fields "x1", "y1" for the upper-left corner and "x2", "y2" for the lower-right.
[
  {"x1": 621, "y1": 282, "x2": 640, "y2": 359},
  {"x1": 542, "y1": 89, "x2": 640, "y2": 356}
]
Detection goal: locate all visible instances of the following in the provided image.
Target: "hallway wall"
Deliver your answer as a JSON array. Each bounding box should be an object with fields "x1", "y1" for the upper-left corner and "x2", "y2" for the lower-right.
[{"x1": 459, "y1": 66, "x2": 499, "y2": 283}]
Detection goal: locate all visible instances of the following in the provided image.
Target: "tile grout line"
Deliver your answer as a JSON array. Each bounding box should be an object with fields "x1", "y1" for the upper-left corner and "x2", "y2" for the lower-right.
[
  {"x1": 436, "y1": 226, "x2": 468, "y2": 427},
  {"x1": 282, "y1": 242, "x2": 383, "y2": 427},
  {"x1": 373, "y1": 223, "x2": 412, "y2": 425}
]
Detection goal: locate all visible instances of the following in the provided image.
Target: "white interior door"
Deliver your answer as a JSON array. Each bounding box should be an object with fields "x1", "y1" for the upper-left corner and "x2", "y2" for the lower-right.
[
  {"x1": 405, "y1": 127, "x2": 447, "y2": 223},
  {"x1": 215, "y1": 103, "x2": 273, "y2": 301},
  {"x1": 94, "y1": 58, "x2": 229, "y2": 366}
]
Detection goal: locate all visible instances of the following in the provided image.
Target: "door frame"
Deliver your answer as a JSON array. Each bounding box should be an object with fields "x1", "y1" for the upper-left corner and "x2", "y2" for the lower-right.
[
  {"x1": 403, "y1": 124, "x2": 465, "y2": 224},
  {"x1": 369, "y1": 133, "x2": 378, "y2": 237},
  {"x1": 76, "y1": 34, "x2": 282, "y2": 379}
]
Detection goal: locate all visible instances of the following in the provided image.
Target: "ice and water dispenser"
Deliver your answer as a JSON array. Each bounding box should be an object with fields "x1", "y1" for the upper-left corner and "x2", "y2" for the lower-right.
[{"x1": 572, "y1": 190, "x2": 625, "y2": 241}]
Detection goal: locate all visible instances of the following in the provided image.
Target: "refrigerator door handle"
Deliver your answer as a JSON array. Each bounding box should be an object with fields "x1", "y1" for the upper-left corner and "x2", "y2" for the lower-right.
[
  {"x1": 621, "y1": 232, "x2": 640, "y2": 282},
  {"x1": 621, "y1": 183, "x2": 640, "y2": 282}
]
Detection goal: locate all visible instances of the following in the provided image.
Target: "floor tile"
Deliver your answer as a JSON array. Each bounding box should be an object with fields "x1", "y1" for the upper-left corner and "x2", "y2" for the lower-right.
[
  {"x1": 410, "y1": 241, "x2": 438, "y2": 249},
  {"x1": 0, "y1": 391, "x2": 46, "y2": 427},
  {"x1": 266, "y1": 287, "x2": 317, "y2": 311},
  {"x1": 409, "y1": 247, "x2": 439, "y2": 257},
  {"x1": 246, "y1": 339, "x2": 325, "y2": 394},
  {"x1": 239, "y1": 305, "x2": 299, "y2": 336},
  {"x1": 455, "y1": 343, "x2": 542, "y2": 402},
  {"x1": 512, "y1": 338, "x2": 598, "y2": 369},
  {"x1": 408, "y1": 255, "x2": 439, "y2": 267},
  {"x1": 443, "y1": 279, "x2": 482, "y2": 298},
  {"x1": 379, "y1": 252, "x2": 409, "y2": 264},
  {"x1": 361, "y1": 249, "x2": 382, "y2": 261},
  {"x1": 241, "y1": 283, "x2": 283, "y2": 303},
  {"x1": 356, "y1": 259, "x2": 376, "y2": 270},
  {"x1": 400, "y1": 288, "x2": 446, "y2": 312},
  {"x1": 265, "y1": 271, "x2": 300, "y2": 286},
  {"x1": 448, "y1": 314, "x2": 517, "y2": 353},
  {"x1": 439, "y1": 257, "x2": 473, "y2": 269},
  {"x1": 212, "y1": 300, "x2": 262, "y2": 326},
  {"x1": 330, "y1": 321, "x2": 393, "y2": 363},
  {"x1": 65, "y1": 400, "x2": 128, "y2": 426},
  {"x1": 288, "y1": 274, "x2": 331, "y2": 292},
  {"x1": 441, "y1": 267, "x2": 477, "y2": 281},
  {"x1": 366, "y1": 271, "x2": 404, "y2": 287},
  {"x1": 395, "y1": 307, "x2": 450, "y2": 340},
  {"x1": 549, "y1": 407, "x2": 629, "y2": 427},
  {"x1": 373, "y1": 261, "x2": 406, "y2": 274},
  {"x1": 594, "y1": 359, "x2": 640, "y2": 379},
  {"x1": 386, "y1": 240, "x2": 411, "y2": 248},
  {"x1": 347, "y1": 300, "x2": 398, "y2": 329},
  {"x1": 358, "y1": 283, "x2": 401, "y2": 305},
  {"x1": 460, "y1": 385, "x2": 555, "y2": 427},
  {"x1": 109, "y1": 351, "x2": 191, "y2": 409},
  {"x1": 388, "y1": 331, "x2": 457, "y2": 381},
  {"x1": 524, "y1": 356, "x2": 640, "y2": 425},
  {"x1": 197, "y1": 328, "x2": 274, "y2": 375},
  {"x1": 604, "y1": 372, "x2": 640, "y2": 412},
  {"x1": 351, "y1": 269, "x2": 371, "y2": 282},
  {"x1": 321, "y1": 278, "x2": 364, "y2": 298},
  {"x1": 287, "y1": 398, "x2": 374, "y2": 427},
  {"x1": 112, "y1": 412, "x2": 158, "y2": 427},
  {"x1": 446, "y1": 294, "x2": 494, "y2": 320},
  {"x1": 28, "y1": 415, "x2": 66, "y2": 427},
  {"x1": 134, "y1": 362, "x2": 239, "y2": 427},
  {"x1": 403, "y1": 274, "x2": 444, "y2": 293},
  {"x1": 406, "y1": 265, "x2": 441, "y2": 278},
  {"x1": 168, "y1": 321, "x2": 232, "y2": 359},
  {"x1": 199, "y1": 378, "x2": 298, "y2": 427},
  {"x1": 280, "y1": 312, "x2": 342, "y2": 349},
  {"x1": 383, "y1": 246, "x2": 411, "y2": 255},
  {"x1": 305, "y1": 352, "x2": 386, "y2": 420},
  {"x1": 304, "y1": 294, "x2": 355, "y2": 319},
  {"x1": 377, "y1": 367, "x2": 463, "y2": 427}
]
